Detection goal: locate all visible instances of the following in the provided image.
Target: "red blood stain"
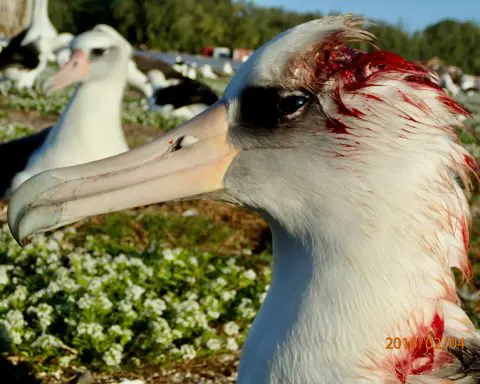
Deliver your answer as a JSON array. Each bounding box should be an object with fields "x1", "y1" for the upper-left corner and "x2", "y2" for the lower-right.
[
  {"x1": 461, "y1": 217, "x2": 469, "y2": 251},
  {"x1": 364, "y1": 93, "x2": 383, "y2": 102},
  {"x1": 464, "y1": 154, "x2": 480, "y2": 174},
  {"x1": 398, "y1": 91, "x2": 429, "y2": 113},
  {"x1": 393, "y1": 314, "x2": 445, "y2": 383},
  {"x1": 332, "y1": 88, "x2": 365, "y2": 117},
  {"x1": 326, "y1": 118, "x2": 349, "y2": 134},
  {"x1": 300, "y1": 37, "x2": 470, "y2": 136},
  {"x1": 438, "y1": 95, "x2": 470, "y2": 116}
]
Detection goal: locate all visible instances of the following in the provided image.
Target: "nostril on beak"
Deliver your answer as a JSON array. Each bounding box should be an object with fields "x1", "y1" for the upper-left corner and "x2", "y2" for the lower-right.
[
  {"x1": 172, "y1": 136, "x2": 185, "y2": 152},
  {"x1": 170, "y1": 136, "x2": 199, "y2": 153}
]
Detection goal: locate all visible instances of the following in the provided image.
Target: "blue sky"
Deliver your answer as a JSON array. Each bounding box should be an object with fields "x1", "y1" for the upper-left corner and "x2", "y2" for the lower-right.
[{"x1": 253, "y1": 0, "x2": 480, "y2": 32}]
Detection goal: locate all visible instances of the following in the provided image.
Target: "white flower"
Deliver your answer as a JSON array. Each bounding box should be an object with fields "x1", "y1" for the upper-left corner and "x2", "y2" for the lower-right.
[
  {"x1": 118, "y1": 300, "x2": 133, "y2": 312},
  {"x1": 87, "y1": 277, "x2": 103, "y2": 293},
  {"x1": 108, "y1": 325, "x2": 133, "y2": 343},
  {"x1": 182, "y1": 208, "x2": 198, "y2": 217},
  {"x1": 0, "y1": 265, "x2": 10, "y2": 285},
  {"x1": 147, "y1": 240, "x2": 157, "y2": 253},
  {"x1": 238, "y1": 298, "x2": 256, "y2": 319},
  {"x1": 258, "y1": 292, "x2": 267, "y2": 303},
  {"x1": 242, "y1": 249, "x2": 252, "y2": 255},
  {"x1": 59, "y1": 355, "x2": 75, "y2": 367},
  {"x1": 32, "y1": 334, "x2": 61, "y2": 351},
  {"x1": 163, "y1": 249, "x2": 175, "y2": 261},
  {"x1": 188, "y1": 256, "x2": 199, "y2": 267},
  {"x1": 221, "y1": 290, "x2": 236, "y2": 302},
  {"x1": 46, "y1": 281, "x2": 60, "y2": 295},
  {"x1": 77, "y1": 322, "x2": 105, "y2": 341},
  {"x1": 5, "y1": 309, "x2": 25, "y2": 328},
  {"x1": 151, "y1": 318, "x2": 177, "y2": 346},
  {"x1": 10, "y1": 285, "x2": 28, "y2": 303},
  {"x1": 126, "y1": 284, "x2": 145, "y2": 301},
  {"x1": 179, "y1": 344, "x2": 196, "y2": 359},
  {"x1": 223, "y1": 321, "x2": 240, "y2": 336},
  {"x1": 103, "y1": 344, "x2": 123, "y2": 366},
  {"x1": 78, "y1": 294, "x2": 95, "y2": 309},
  {"x1": 207, "y1": 309, "x2": 220, "y2": 320},
  {"x1": 28, "y1": 303, "x2": 54, "y2": 331},
  {"x1": 243, "y1": 269, "x2": 257, "y2": 280},
  {"x1": 206, "y1": 338, "x2": 222, "y2": 351},
  {"x1": 225, "y1": 337, "x2": 239, "y2": 351},
  {"x1": 144, "y1": 298, "x2": 167, "y2": 316},
  {"x1": 212, "y1": 277, "x2": 227, "y2": 290},
  {"x1": 97, "y1": 294, "x2": 113, "y2": 312}
]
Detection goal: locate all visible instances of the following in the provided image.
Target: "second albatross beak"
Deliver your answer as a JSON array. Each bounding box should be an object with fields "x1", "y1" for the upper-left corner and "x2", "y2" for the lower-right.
[
  {"x1": 45, "y1": 49, "x2": 89, "y2": 92},
  {"x1": 8, "y1": 103, "x2": 237, "y2": 244}
]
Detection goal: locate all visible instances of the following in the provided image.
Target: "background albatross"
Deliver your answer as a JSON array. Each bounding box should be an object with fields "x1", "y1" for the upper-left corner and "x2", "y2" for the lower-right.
[
  {"x1": 8, "y1": 15, "x2": 480, "y2": 383},
  {"x1": 0, "y1": 24, "x2": 132, "y2": 197}
]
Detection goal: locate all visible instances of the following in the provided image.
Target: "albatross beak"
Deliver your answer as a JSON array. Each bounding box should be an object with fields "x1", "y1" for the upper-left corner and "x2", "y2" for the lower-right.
[
  {"x1": 45, "y1": 49, "x2": 89, "y2": 92},
  {"x1": 8, "y1": 103, "x2": 237, "y2": 245}
]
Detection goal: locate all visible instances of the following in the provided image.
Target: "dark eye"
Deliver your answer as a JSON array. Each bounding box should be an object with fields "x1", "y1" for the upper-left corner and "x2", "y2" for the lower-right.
[
  {"x1": 91, "y1": 48, "x2": 107, "y2": 57},
  {"x1": 277, "y1": 94, "x2": 311, "y2": 118}
]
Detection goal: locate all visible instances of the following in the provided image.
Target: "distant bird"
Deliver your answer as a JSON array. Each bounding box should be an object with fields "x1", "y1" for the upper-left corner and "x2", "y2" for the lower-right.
[
  {"x1": 185, "y1": 62, "x2": 198, "y2": 80},
  {"x1": 0, "y1": 0, "x2": 73, "y2": 91},
  {"x1": 130, "y1": 52, "x2": 215, "y2": 113},
  {"x1": 150, "y1": 78, "x2": 219, "y2": 119},
  {"x1": 222, "y1": 61, "x2": 234, "y2": 76},
  {"x1": 147, "y1": 69, "x2": 180, "y2": 89},
  {"x1": 140, "y1": 65, "x2": 219, "y2": 118},
  {"x1": 0, "y1": 29, "x2": 40, "y2": 74},
  {"x1": 173, "y1": 55, "x2": 188, "y2": 74},
  {"x1": 439, "y1": 72, "x2": 460, "y2": 97},
  {"x1": 126, "y1": 59, "x2": 153, "y2": 98},
  {"x1": 460, "y1": 74, "x2": 479, "y2": 96},
  {"x1": 199, "y1": 64, "x2": 218, "y2": 79},
  {"x1": 10, "y1": 16, "x2": 480, "y2": 383},
  {"x1": 0, "y1": 33, "x2": 73, "y2": 91},
  {"x1": 132, "y1": 53, "x2": 185, "y2": 80},
  {"x1": 0, "y1": 25, "x2": 131, "y2": 196},
  {"x1": 21, "y1": 0, "x2": 58, "y2": 46}
]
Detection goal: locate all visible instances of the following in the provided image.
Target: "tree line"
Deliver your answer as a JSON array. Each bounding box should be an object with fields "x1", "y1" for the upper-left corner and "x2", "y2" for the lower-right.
[{"x1": 48, "y1": 0, "x2": 480, "y2": 74}]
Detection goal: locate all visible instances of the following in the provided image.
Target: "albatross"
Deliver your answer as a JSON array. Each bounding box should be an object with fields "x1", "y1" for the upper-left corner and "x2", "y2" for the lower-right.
[
  {"x1": 0, "y1": 0, "x2": 73, "y2": 91},
  {"x1": 0, "y1": 24, "x2": 131, "y2": 197},
  {"x1": 22, "y1": 0, "x2": 58, "y2": 46},
  {"x1": 7, "y1": 16, "x2": 480, "y2": 383}
]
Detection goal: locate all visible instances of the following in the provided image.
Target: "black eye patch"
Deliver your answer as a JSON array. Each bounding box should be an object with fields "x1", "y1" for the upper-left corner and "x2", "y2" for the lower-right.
[
  {"x1": 91, "y1": 48, "x2": 107, "y2": 57},
  {"x1": 237, "y1": 86, "x2": 311, "y2": 131},
  {"x1": 238, "y1": 86, "x2": 281, "y2": 129}
]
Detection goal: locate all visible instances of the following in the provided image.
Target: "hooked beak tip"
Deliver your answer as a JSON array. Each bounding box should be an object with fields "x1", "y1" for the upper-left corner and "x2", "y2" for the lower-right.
[{"x1": 7, "y1": 209, "x2": 23, "y2": 247}]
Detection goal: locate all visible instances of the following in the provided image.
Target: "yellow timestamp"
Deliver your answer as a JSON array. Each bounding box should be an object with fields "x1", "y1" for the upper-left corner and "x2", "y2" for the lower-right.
[{"x1": 385, "y1": 336, "x2": 465, "y2": 351}]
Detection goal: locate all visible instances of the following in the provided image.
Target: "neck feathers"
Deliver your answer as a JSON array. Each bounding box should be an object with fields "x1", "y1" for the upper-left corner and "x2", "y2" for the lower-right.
[{"x1": 309, "y1": 49, "x2": 479, "y2": 381}]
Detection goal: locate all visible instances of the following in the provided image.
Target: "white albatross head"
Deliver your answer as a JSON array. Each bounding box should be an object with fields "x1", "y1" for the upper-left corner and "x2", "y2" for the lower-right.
[
  {"x1": 45, "y1": 25, "x2": 132, "y2": 92},
  {"x1": 7, "y1": 15, "x2": 480, "y2": 383}
]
